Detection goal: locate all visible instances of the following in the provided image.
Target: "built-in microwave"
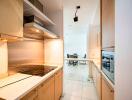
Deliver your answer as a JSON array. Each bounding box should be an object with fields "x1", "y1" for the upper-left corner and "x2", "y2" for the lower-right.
[{"x1": 102, "y1": 50, "x2": 114, "y2": 84}]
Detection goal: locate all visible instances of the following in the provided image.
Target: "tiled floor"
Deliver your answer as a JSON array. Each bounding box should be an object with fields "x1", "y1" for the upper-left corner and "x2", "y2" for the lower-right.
[{"x1": 61, "y1": 62, "x2": 98, "y2": 100}]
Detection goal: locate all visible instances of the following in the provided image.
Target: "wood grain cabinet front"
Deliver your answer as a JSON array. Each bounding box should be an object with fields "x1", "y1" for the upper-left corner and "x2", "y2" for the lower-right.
[
  {"x1": 20, "y1": 68, "x2": 63, "y2": 100},
  {"x1": 37, "y1": 75, "x2": 55, "y2": 100},
  {"x1": 55, "y1": 69, "x2": 63, "y2": 100},
  {"x1": 91, "y1": 63, "x2": 101, "y2": 100},
  {"x1": 0, "y1": 0, "x2": 23, "y2": 38},
  {"x1": 101, "y1": 0, "x2": 115, "y2": 48},
  {"x1": 102, "y1": 77, "x2": 114, "y2": 100},
  {"x1": 95, "y1": 69, "x2": 101, "y2": 100},
  {"x1": 20, "y1": 88, "x2": 38, "y2": 100}
]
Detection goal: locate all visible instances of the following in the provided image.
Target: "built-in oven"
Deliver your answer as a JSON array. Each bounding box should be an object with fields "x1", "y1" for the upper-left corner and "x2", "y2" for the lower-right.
[{"x1": 102, "y1": 50, "x2": 114, "y2": 84}]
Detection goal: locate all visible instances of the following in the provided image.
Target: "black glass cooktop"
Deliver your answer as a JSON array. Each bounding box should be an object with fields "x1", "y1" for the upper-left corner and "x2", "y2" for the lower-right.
[{"x1": 9, "y1": 65, "x2": 57, "y2": 76}]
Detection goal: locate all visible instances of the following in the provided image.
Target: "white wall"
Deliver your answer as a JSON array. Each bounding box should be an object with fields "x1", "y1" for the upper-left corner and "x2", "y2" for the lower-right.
[
  {"x1": 63, "y1": 0, "x2": 98, "y2": 58},
  {"x1": 0, "y1": 41, "x2": 8, "y2": 77},
  {"x1": 115, "y1": 0, "x2": 132, "y2": 100},
  {"x1": 64, "y1": 30, "x2": 88, "y2": 57}
]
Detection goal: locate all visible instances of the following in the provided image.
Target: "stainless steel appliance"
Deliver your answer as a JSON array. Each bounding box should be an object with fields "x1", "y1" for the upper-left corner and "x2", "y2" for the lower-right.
[
  {"x1": 102, "y1": 50, "x2": 114, "y2": 84},
  {"x1": 24, "y1": 16, "x2": 58, "y2": 39}
]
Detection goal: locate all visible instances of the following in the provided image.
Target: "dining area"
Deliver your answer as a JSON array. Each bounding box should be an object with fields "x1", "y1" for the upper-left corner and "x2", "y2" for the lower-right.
[{"x1": 65, "y1": 53, "x2": 89, "y2": 66}]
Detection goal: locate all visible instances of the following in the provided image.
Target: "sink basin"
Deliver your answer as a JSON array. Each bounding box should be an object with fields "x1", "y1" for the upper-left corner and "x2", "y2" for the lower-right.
[{"x1": 9, "y1": 65, "x2": 57, "y2": 77}]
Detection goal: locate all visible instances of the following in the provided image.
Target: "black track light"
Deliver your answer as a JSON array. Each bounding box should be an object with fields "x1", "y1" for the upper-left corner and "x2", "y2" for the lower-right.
[
  {"x1": 76, "y1": 6, "x2": 80, "y2": 9},
  {"x1": 74, "y1": 16, "x2": 78, "y2": 22},
  {"x1": 74, "y1": 5, "x2": 80, "y2": 22}
]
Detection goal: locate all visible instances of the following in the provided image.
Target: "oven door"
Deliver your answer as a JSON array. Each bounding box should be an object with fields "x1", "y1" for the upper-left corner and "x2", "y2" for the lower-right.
[{"x1": 102, "y1": 51, "x2": 115, "y2": 84}]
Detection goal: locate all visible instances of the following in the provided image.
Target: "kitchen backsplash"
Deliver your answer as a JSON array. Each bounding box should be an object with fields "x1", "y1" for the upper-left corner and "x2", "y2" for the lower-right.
[
  {"x1": 44, "y1": 39, "x2": 64, "y2": 66},
  {"x1": 8, "y1": 40, "x2": 44, "y2": 66}
]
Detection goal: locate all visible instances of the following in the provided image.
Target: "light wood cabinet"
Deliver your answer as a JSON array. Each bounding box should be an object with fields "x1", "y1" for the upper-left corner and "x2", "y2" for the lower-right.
[
  {"x1": 37, "y1": 75, "x2": 55, "y2": 100},
  {"x1": 55, "y1": 69, "x2": 63, "y2": 100},
  {"x1": 0, "y1": 0, "x2": 23, "y2": 38},
  {"x1": 102, "y1": 77, "x2": 114, "y2": 100},
  {"x1": 95, "y1": 70, "x2": 101, "y2": 100},
  {"x1": 89, "y1": 25, "x2": 100, "y2": 50},
  {"x1": 92, "y1": 64, "x2": 97, "y2": 84},
  {"x1": 88, "y1": 25, "x2": 101, "y2": 59},
  {"x1": 101, "y1": 0, "x2": 115, "y2": 48},
  {"x1": 91, "y1": 63, "x2": 101, "y2": 100},
  {"x1": 20, "y1": 68, "x2": 63, "y2": 100},
  {"x1": 21, "y1": 88, "x2": 38, "y2": 100}
]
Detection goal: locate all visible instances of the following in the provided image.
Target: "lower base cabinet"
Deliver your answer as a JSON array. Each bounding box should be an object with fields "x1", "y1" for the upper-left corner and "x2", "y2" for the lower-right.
[
  {"x1": 55, "y1": 69, "x2": 63, "y2": 100},
  {"x1": 21, "y1": 88, "x2": 38, "y2": 100},
  {"x1": 95, "y1": 70, "x2": 101, "y2": 100},
  {"x1": 37, "y1": 75, "x2": 55, "y2": 100},
  {"x1": 20, "y1": 68, "x2": 63, "y2": 100},
  {"x1": 91, "y1": 63, "x2": 101, "y2": 100},
  {"x1": 102, "y1": 77, "x2": 114, "y2": 100}
]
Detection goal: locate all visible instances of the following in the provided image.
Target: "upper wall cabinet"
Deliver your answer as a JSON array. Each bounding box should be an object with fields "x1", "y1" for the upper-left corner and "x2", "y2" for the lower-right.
[
  {"x1": 0, "y1": 0, "x2": 23, "y2": 39},
  {"x1": 101, "y1": 0, "x2": 115, "y2": 49}
]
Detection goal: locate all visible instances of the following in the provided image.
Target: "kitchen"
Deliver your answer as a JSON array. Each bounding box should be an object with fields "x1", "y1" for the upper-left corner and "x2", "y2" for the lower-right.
[
  {"x1": 0, "y1": 0, "x2": 132, "y2": 100},
  {"x1": 0, "y1": 0, "x2": 63, "y2": 100}
]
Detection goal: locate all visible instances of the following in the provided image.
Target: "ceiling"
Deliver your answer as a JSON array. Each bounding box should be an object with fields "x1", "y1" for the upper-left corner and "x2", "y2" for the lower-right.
[
  {"x1": 38, "y1": 0, "x2": 99, "y2": 35},
  {"x1": 64, "y1": 0, "x2": 99, "y2": 35}
]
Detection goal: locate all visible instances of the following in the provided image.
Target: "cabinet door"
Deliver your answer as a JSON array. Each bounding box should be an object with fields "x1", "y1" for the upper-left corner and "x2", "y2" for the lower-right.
[
  {"x1": 55, "y1": 69, "x2": 63, "y2": 100},
  {"x1": 95, "y1": 70, "x2": 101, "y2": 100},
  {"x1": 102, "y1": 0, "x2": 115, "y2": 48},
  {"x1": 38, "y1": 75, "x2": 55, "y2": 100},
  {"x1": 20, "y1": 88, "x2": 38, "y2": 100},
  {"x1": 102, "y1": 77, "x2": 114, "y2": 100},
  {"x1": 0, "y1": 0, "x2": 23, "y2": 37},
  {"x1": 91, "y1": 64, "x2": 101, "y2": 100},
  {"x1": 88, "y1": 25, "x2": 101, "y2": 59}
]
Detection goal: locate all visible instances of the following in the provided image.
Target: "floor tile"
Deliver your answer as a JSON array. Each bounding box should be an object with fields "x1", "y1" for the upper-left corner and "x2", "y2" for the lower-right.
[
  {"x1": 61, "y1": 94, "x2": 82, "y2": 100},
  {"x1": 61, "y1": 62, "x2": 98, "y2": 100},
  {"x1": 60, "y1": 94, "x2": 71, "y2": 100},
  {"x1": 70, "y1": 95, "x2": 82, "y2": 100},
  {"x1": 82, "y1": 85, "x2": 98, "y2": 100}
]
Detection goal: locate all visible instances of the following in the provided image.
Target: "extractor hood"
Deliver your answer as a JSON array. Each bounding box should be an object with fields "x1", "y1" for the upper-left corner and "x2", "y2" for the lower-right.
[{"x1": 24, "y1": 22, "x2": 58, "y2": 40}]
